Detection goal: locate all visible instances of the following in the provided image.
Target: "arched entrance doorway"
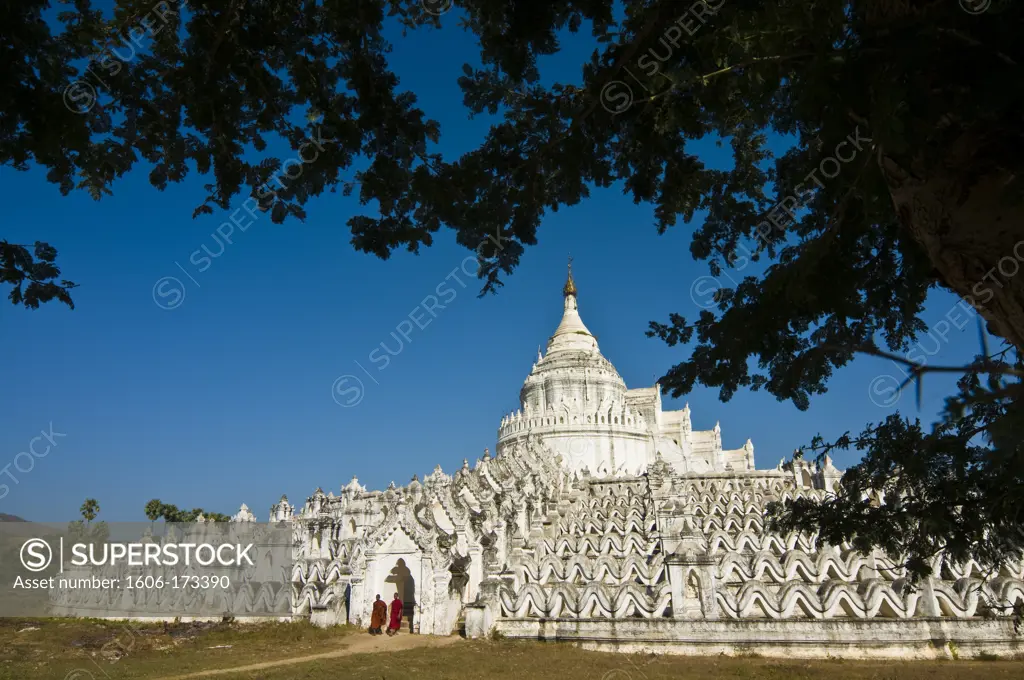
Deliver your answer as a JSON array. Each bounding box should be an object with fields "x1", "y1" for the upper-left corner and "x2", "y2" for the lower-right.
[{"x1": 384, "y1": 558, "x2": 416, "y2": 632}]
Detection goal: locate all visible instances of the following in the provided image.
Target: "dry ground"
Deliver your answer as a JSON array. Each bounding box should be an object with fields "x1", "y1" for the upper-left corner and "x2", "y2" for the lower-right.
[{"x1": 0, "y1": 618, "x2": 1021, "y2": 680}]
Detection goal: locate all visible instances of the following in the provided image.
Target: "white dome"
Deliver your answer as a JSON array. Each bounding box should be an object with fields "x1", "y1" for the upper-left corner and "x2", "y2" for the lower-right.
[
  {"x1": 496, "y1": 261, "x2": 755, "y2": 479},
  {"x1": 519, "y1": 269, "x2": 626, "y2": 412},
  {"x1": 499, "y1": 263, "x2": 652, "y2": 477}
]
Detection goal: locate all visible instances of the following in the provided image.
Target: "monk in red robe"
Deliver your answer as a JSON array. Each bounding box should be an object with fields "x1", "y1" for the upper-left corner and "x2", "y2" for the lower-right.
[
  {"x1": 386, "y1": 592, "x2": 403, "y2": 635},
  {"x1": 369, "y1": 594, "x2": 387, "y2": 635}
]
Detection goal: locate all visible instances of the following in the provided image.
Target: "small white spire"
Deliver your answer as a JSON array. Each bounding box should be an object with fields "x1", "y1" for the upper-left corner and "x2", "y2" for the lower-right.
[{"x1": 547, "y1": 259, "x2": 597, "y2": 353}]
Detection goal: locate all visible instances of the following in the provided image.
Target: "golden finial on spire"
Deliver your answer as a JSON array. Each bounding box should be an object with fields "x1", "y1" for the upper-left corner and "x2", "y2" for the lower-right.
[{"x1": 563, "y1": 255, "x2": 577, "y2": 297}]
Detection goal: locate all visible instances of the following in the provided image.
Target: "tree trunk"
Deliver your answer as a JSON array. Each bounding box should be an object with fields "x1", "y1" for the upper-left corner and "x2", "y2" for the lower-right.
[{"x1": 879, "y1": 128, "x2": 1024, "y2": 351}]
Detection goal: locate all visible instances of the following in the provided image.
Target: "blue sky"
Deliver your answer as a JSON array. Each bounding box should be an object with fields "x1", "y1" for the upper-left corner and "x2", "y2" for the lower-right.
[{"x1": 0, "y1": 8, "x2": 991, "y2": 522}]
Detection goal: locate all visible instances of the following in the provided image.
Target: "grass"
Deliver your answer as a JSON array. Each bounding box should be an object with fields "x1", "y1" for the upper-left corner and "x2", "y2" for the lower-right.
[
  {"x1": 245, "y1": 647, "x2": 1024, "y2": 680},
  {"x1": 245, "y1": 642, "x2": 1024, "y2": 680},
  {"x1": 0, "y1": 617, "x2": 358, "y2": 679},
  {"x1": 0, "y1": 618, "x2": 1022, "y2": 679}
]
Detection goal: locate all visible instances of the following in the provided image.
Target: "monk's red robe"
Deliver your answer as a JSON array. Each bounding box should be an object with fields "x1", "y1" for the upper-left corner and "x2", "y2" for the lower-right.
[{"x1": 388, "y1": 598, "x2": 403, "y2": 631}]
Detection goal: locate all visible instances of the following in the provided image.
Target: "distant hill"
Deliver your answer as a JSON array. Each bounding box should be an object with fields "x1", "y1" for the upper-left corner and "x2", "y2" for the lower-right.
[{"x1": 0, "y1": 513, "x2": 26, "y2": 522}]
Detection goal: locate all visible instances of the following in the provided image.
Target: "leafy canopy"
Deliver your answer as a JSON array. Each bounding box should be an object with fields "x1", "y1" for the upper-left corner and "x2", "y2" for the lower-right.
[{"x1": 5, "y1": 0, "x2": 1024, "y2": 579}]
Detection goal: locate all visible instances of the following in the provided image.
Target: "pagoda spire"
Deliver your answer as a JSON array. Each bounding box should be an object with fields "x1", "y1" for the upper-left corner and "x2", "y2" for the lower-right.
[
  {"x1": 563, "y1": 255, "x2": 577, "y2": 297},
  {"x1": 548, "y1": 256, "x2": 596, "y2": 352}
]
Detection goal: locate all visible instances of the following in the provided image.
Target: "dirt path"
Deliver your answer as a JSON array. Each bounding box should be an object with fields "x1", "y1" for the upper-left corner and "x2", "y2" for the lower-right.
[{"x1": 153, "y1": 633, "x2": 463, "y2": 679}]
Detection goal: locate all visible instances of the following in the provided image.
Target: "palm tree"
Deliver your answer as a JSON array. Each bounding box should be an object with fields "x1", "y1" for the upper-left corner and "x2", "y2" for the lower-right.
[
  {"x1": 144, "y1": 499, "x2": 163, "y2": 527},
  {"x1": 80, "y1": 498, "x2": 99, "y2": 525}
]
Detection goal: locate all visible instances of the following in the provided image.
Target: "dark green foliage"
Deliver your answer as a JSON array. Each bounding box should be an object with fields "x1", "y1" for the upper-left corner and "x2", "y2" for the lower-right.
[
  {"x1": 72, "y1": 498, "x2": 107, "y2": 543},
  {"x1": 768, "y1": 331, "x2": 1024, "y2": 583},
  {"x1": 79, "y1": 498, "x2": 99, "y2": 523},
  {"x1": 144, "y1": 498, "x2": 163, "y2": 523},
  {"x1": 145, "y1": 499, "x2": 230, "y2": 523},
  {"x1": 770, "y1": 371, "x2": 1024, "y2": 583},
  {"x1": 0, "y1": 241, "x2": 77, "y2": 309}
]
